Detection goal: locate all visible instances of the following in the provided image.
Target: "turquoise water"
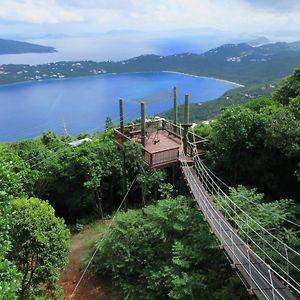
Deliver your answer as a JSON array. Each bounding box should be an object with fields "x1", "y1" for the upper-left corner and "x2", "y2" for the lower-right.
[{"x1": 0, "y1": 72, "x2": 239, "y2": 142}]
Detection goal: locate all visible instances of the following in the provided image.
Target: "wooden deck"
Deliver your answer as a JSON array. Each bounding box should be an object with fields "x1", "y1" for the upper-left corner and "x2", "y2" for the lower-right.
[{"x1": 114, "y1": 120, "x2": 207, "y2": 169}]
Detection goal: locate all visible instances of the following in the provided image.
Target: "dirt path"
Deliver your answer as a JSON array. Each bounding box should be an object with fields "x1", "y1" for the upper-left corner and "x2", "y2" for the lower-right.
[{"x1": 59, "y1": 222, "x2": 115, "y2": 300}]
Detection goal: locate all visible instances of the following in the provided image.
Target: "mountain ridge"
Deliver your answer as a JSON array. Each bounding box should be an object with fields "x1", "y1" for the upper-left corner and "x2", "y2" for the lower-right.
[{"x1": 1, "y1": 40, "x2": 300, "y2": 85}]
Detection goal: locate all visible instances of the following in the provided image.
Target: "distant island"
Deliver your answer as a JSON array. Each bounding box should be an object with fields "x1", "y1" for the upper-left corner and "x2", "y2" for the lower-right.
[
  {"x1": 1, "y1": 41, "x2": 300, "y2": 86},
  {"x1": 0, "y1": 38, "x2": 56, "y2": 55}
]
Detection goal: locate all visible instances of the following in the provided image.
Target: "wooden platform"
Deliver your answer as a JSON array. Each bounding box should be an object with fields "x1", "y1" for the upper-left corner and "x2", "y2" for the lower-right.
[
  {"x1": 114, "y1": 119, "x2": 207, "y2": 169},
  {"x1": 142, "y1": 130, "x2": 181, "y2": 168}
]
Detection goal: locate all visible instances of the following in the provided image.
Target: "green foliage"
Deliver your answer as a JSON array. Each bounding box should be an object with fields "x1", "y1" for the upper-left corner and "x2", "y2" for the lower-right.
[
  {"x1": 161, "y1": 82, "x2": 278, "y2": 122},
  {"x1": 0, "y1": 194, "x2": 20, "y2": 300},
  {"x1": 41, "y1": 131, "x2": 64, "y2": 149},
  {"x1": 208, "y1": 106, "x2": 265, "y2": 185},
  {"x1": 191, "y1": 122, "x2": 212, "y2": 138},
  {"x1": 137, "y1": 169, "x2": 167, "y2": 205},
  {"x1": 264, "y1": 107, "x2": 300, "y2": 158},
  {"x1": 58, "y1": 136, "x2": 121, "y2": 218},
  {"x1": 0, "y1": 147, "x2": 39, "y2": 198},
  {"x1": 158, "y1": 183, "x2": 174, "y2": 199},
  {"x1": 207, "y1": 79, "x2": 300, "y2": 200},
  {"x1": 123, "y1": 141, "x2": 144, "y2": 175},
  {"x1": 9, "y1": 198, "x2": 70, "y2": 299},
  {"x1": 245, "y1": 96, "x2": 282, "y2": 112},
  {"x1": 273, "y1": 67, "x2": 300, "y2": 105},
  {"x1": 214, "y1": 186, "x2": 300, "y2": 283},
  {"x1": 90, "y1": 197, "x2": 247, "y2": 299},
  {"x1": 8, "y1": 131, "x2": 123, "y2": 222}
]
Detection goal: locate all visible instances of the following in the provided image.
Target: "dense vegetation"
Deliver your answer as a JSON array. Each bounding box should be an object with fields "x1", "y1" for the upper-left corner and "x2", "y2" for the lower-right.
[
  {"x1": 161, "y1": 82, "x2": 278, "y2": 122},
  {"x1": 90, "y1": 190, "x2": 299, "y2": 299},
  {"x1": 9, "y1": 198, "x2": 70, "y2": 299},
  {"x1": 0, "y1": 66, "x2": 299, "y2": 299},
  {"x1": 205, "y1": 71, "x2": 300, "y2": 201},
  {"x1": 90, "y1": 197, "x2": 249, "y2": 300},
  {"x1": 0, "y1": 141, "x2": 70, "y2": 299}
]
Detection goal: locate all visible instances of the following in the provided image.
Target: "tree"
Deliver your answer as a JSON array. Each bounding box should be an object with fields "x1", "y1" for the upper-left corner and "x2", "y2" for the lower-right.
[
  {"x1": 105, "y1": 116, "x2": 114, "y2": 130},
  {"x1": 9, "y1": 198, "x2": 70, "y2": 299},
  {"x1": 90, "y1": 197, "x2": 248, "y2": 299},
  {"x1": 208, "y1": 106, "x2": 265, "y2": 185},
  {"x1": 137, "y1": 169, "x2": 167, "y2": 206},
  {"x1": 273, "y1": 67, "x2": 300, "y2": 105},
  {"x1": 192, "y1": 122, "x2": 212, "y2": 138},
  {"x1": 0, "y1": 193, "x2": 20, "y2": 300},
  {"x1": 0, "y1": 148, "x2": 39, "y2": 198},
  {"x1": 214, "y1": 186, "x2": 300, "y2": 284},
  {"x1": 55, "y1": 136, "x2": 122, "y2": 219},
  {"x1": 264, "y1": 107, "x2": 300, "y2": 159},
  {"x1": 207, "y1": 99, "x2": 300, "y2": 200}
]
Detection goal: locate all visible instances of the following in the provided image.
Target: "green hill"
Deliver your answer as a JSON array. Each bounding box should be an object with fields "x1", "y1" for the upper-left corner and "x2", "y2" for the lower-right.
[
  {"x1": 0, "y1": 38, "x2": 56, "y2": 55},
  {"x1": 1, "y1": 41, "x2": 300, "y2": 86}
]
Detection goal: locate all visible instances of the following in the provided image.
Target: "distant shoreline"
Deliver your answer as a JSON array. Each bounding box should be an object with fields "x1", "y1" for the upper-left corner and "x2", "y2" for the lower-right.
[
  {"x1": 162, "y1": 71, "x2": 245, "y2": 87},
  {"x1": 0, "y1": 70, "x2": 244, "y2": 89}
]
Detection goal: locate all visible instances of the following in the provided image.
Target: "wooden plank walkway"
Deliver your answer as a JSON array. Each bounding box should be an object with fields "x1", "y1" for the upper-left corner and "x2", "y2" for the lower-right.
[{"x1": 180, "y1": 163, "x2": 296, "y2": 300}]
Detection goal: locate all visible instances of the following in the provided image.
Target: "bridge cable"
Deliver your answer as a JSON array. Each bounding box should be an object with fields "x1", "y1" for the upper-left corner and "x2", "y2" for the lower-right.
[
  {"x1": 184, "y1": 129, "x2": 300, "y2": 295},
  {"x1": 177, "y1": 136, "x2": 280, "y2": 298},
  {"x1": 192, "y1": 151, "x2": 300, "y2": 229},
  {"x1": 70, "y1": 175, "x2": 137, "y2": 299}
]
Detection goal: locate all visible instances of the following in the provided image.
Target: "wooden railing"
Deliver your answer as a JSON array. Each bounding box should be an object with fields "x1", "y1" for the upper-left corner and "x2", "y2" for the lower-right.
[
  {"x1": 144, "y1": 147, "x2": 179, "y2": 168},
  {"x1": 114, "y1": 129, "x2": 131, "y2": 147},
  {"x1": 115, "y1": 119, "x2": 207, "y2": 168}
]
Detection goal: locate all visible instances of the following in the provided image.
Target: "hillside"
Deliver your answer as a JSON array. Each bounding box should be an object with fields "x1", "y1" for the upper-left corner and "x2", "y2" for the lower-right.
[
  {"x1": 1, "y1": 41, "x2": 300, "y2": 85},
  {"x1": 160, "y1": 82, "x2": 279, "y2": 121},
  {"x1": 0, "y1": 38, "x2": 56, "y2": 55}
]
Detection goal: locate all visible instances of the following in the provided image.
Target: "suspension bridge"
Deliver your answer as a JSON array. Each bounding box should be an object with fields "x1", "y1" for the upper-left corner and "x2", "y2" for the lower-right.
[
  {"x1": 114, "y1": 90, "x2": 300, "y2": 299},
  {"x1": 180, "y1": 149, "x2": 299, "y2": 300}
]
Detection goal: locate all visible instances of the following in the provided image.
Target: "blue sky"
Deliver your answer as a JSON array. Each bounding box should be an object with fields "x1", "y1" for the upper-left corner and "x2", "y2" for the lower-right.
[{"x1": 1, "y1": 0, "x2": 300, "y2": 38}]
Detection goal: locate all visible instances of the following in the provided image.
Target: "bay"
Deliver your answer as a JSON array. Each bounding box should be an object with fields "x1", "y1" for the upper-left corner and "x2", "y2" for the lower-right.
[{"x1": 0, "y1": 71, "x2": 239, "y2": 142}]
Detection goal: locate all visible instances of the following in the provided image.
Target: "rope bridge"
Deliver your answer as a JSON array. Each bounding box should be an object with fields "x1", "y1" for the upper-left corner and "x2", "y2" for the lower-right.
[{"x1": 179, "y1": 128, "x2": 300, "y2": 300}]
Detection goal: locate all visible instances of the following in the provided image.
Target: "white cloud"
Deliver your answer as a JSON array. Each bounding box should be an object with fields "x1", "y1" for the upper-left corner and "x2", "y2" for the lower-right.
[
  {"x1": 0, "y1": 0, "x2": 300, "y2": 33},
  {"x1": 0, "y1": 0, "x2": 83, "y2": 24},
  {"x1": 241, "y1": 0, "x2": 300, "y2": 12}
]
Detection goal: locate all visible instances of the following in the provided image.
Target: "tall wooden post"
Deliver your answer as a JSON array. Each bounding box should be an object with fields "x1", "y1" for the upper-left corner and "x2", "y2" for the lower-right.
[
  {"x1": 173, "y1": 86, "x2": 178, "y2": 125},
  {"x1": 119, "y1": 98, "x2": 124, "y2": 133},
  {"x1": 119, "y1": 98, "x2": 127, "y2": 210},
  {"x1": 141, "y1": 101, "x2": 146, "y2": 147},
  {"x1": 183, "y1": 94, "x2": 190, "y2": 155},
  {"x1": 172, "y1": 87, "x2": 178, "y2": 195},
  {"x1": 183, "y1": 125, "x2": 188, "y2": 156},
  {"x1": 184, "y1": 94, "x2": 190, "y2": 125}
]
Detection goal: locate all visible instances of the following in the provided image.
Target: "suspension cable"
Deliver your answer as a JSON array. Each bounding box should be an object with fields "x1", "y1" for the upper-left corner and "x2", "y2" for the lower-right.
[{"x1": 70, "y1": 175, "x2": 137, "y2": 299}]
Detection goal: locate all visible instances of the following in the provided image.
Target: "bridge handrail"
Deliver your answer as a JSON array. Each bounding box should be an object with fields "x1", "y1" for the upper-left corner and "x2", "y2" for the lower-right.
[
  {"x1": 192, "y1": 155, "x2": 300, "y2": 294},
  {"x1": 193, "y1": 155, "x2": 300, "y2": 258},
  {"x1": 193, "y1": 158, "x2": 300, "y2": 292},
  {"x1": 180, "y1": 155, "x2": 291, "y2": 299}
]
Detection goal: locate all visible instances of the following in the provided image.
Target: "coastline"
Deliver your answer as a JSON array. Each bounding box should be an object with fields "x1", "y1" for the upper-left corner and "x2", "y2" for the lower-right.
[
  {"x1": 162, "y1": 71, "x2": 245, "y2": 87},
  {"x1": 0, "y1": 70, "x2": 245, "y2": 89}
]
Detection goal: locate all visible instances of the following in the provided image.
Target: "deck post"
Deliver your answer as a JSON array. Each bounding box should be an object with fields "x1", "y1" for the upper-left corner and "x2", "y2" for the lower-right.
[
  {"x1": 183, "y1": 125, "x2": 188, "y2": 155},
  {"x1": 184, "y1": 94, "x2": 190, "y2": 124},
  {"x1": 183, "y1": 94, "x2": 190, "y2": 155},
  {"x1": 141, "y1": 101, "x2": 146, "y2": 147},
  {"x1": 119, "y1": 98, "x2": 124, "y2": 133},
  {"x1": 173, "y1": 86, "x2": 178, "y2": 125},
  {"x1": 119, "y1": 98, "x2": 127, "y2": 209}
]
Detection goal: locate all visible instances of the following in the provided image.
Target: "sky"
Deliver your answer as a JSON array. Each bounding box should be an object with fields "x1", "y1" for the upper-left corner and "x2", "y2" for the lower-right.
[{"x1": 1, "y1": 0, "x2": 300, "y2": 39}]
